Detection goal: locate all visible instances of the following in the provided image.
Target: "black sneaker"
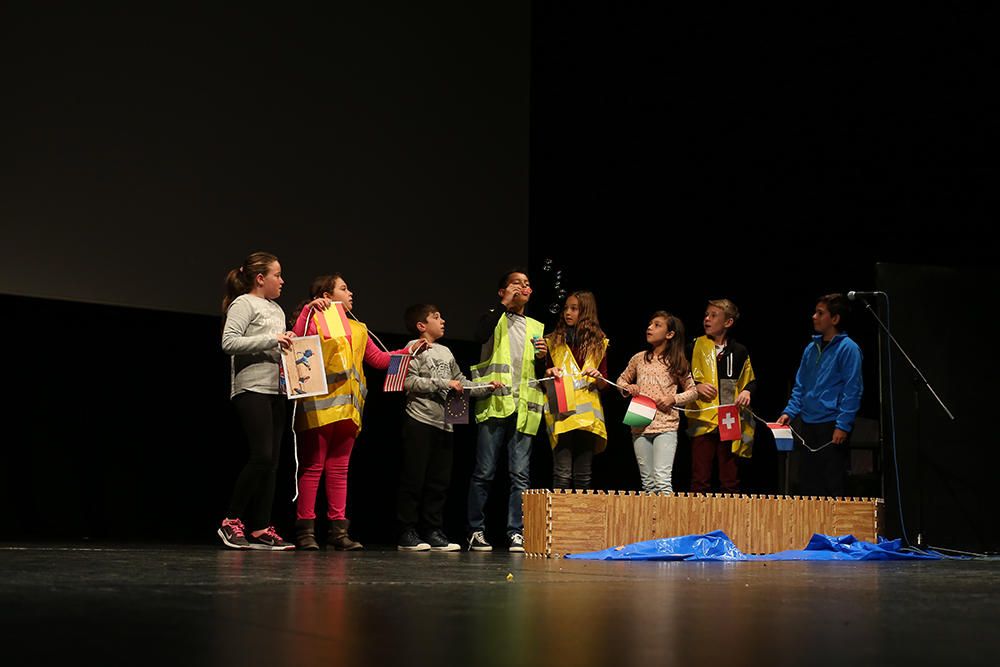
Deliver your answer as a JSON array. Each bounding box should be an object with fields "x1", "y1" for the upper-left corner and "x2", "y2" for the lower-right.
[
  {"x1": 468, "y1": 530, "x2": 492, "y2": 552},
  {"x1": 508, "y1": 533, "x2": 525, "y2": 553},
  {"x1": 217, "y1": 518, "x2": 250, "y2": 549},
  {"x1": 247, "y1": 526, "x2": 295, "y2": 551},
  {"x1": 424, "y1": 529, "x2": 461, "y2": 552},
  {"x1": 398, "y1": 528, "x2": 431, "y2": 552}
]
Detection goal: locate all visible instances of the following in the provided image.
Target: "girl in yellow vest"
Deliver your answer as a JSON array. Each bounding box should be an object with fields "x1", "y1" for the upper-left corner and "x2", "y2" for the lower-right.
[
  {"x1": 617, "y1": 311, "x2": 699, "y2": 494},
  {"x1": 291, "y1": 274, "x2": 418, "y2": 550},
  {"x1": 543, "y1": 291, "x2": 610, "y2": 490}
]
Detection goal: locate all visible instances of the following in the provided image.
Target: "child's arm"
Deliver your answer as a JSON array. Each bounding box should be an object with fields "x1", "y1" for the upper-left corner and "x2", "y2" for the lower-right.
[
  {"x1": 363, "y1": 338, "x2": 411, "y2": 371},
  {"x1": 834, "y1": 345, "x2": 864, "y2": 434},
  {"x1": 292, "y1": 305, "x2": 319, "y2": 337},
  {"x1": 221, "y1": 299, "x2": 282, "y2": 355},
  {"x1": 403, "y1": 356, "x2": 451, "y2": 395},
  {"x1": 674, "y1": 373, "x2": 699, "y2": 406},
  {"x1": 616, "y1": 354, "x2": 640, "y2": 396}
]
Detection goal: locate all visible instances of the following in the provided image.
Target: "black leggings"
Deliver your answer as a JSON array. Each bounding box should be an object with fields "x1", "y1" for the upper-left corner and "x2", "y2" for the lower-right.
[{"x1": 227, "y1": 391, "x2": 286, "y2": 531}]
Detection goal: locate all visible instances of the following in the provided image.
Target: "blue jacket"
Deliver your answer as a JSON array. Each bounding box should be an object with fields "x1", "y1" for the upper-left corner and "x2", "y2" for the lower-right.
[{"x1": 782, "y1": 333, "x2": 863, "y2": 431}]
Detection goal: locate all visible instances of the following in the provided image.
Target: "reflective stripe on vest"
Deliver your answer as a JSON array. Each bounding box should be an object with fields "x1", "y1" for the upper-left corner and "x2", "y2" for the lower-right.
[
  {"x1": 542, "y1": 336, "x2": 610, "y2": 451},
  {"x1": 295, "y1": 319, "x2": 369, "y2": 434},
  {"x1": 472, "y1": 314, "x2": 545, "y2": 435}
]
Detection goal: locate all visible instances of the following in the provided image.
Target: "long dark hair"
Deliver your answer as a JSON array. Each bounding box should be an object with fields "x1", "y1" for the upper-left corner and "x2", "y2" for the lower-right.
[
  {"x1": 222, "y1": 251, "x2": 278, "y2": 313},
  {"x1": 644, "y1": 311, "x2": 689, "y2": 381},
  {"x1": 550, "y1": 291, "x2": 606, "y2": 364}
]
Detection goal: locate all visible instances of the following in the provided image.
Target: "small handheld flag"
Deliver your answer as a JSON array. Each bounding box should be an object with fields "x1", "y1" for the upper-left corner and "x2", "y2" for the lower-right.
[
  {"x1": 383, "y1": 353, "x2": 411, "y2": 392},
  {"x1": 718, "y1": 405, "x2": 741, "y2": 441},
  {"x1": 314, "y1": 302, "x2": 353, "y2": 342},
  {"x1": 623, "y1": 395, "x2": 657, "y2": 428},
  {"x1": 767, "y1": 422, "x2": 794, "y2": 452},
  {"x1": 445, "y1": 389, "x2": 470, "y2": 425},
  {"x1": 546, "y1": 374, "x2": 577, "y2": 416}
]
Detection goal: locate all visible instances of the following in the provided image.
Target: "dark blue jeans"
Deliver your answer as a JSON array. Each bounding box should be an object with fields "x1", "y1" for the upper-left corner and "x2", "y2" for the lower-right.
[{"x1": 467, "y1": 415, "x2": 532, "y2": 536}]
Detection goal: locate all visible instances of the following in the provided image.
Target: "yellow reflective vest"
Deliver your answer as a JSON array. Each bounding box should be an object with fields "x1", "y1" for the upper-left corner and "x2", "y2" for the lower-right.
[
  {"x1": 687, "y1": 335, "x2": 755, "y2": 457},
  {"x1": 542, "y1": 336, "x2": 609, "y2": 452},
  {"x1": 295, "y1": 318, "x2": 369, "y2": 435},
  {"x1": 470, "y1": 313, "x2": 545, "y2": 435}
]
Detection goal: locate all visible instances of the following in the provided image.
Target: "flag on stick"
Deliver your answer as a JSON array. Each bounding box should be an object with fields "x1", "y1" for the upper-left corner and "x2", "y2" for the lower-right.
[
  {"x1": 718, "y1": 405, "x2": 741, "y2": 441},
  {"x1": 623, "y1": 395, "x2": 657, "y2": 428},
  {"x1": 383, "y1": 353, "x2": 411, "y2": 392},
  {"x1": 314, "y1": 302, "x2": 352, "y2": 342},
  {"x1": 767, "y1": 422, "x2": 794, "y2": 451}
]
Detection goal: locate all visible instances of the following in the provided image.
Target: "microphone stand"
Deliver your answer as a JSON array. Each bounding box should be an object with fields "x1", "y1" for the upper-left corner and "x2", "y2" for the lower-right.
[{"x1": 856, "y1": 293, "x2": 955, "y2": 547}]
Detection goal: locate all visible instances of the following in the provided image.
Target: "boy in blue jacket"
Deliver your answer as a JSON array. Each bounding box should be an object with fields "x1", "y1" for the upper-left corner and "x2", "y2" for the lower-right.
[{"x1": 777, "y1": 293, "x2": 863, "y2": 496}]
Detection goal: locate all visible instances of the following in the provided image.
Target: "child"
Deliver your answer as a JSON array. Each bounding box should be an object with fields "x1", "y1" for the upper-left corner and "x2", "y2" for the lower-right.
[
  {"x1": 543, "y1": 291, "x2": 610, "y2": 490},
  {"x1": 396, "y1": 304, "x2": 502, "y2": 552},
  {"x1": 777, "y1": 293, "x2": 863, "y2": 497},
  {"x1": 219, "y1": 251, "x2": 303, "y2": 550},
  {"x1": 617, "y1": 311, "x2": 698, "y2": 494},
  {"x1": 466, "y1": 269, "x2": 547, "y2": 553},
  {"x1": 687, "y1": 299, "x2": 757, "y2": 494},
  {"x1": 291, "y1": 274, "x2": 417, "y2": 550}
]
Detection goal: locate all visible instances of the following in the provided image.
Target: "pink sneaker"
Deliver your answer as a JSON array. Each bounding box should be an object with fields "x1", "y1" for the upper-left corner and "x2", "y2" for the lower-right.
[
  {"x1": 247, "y1": 526, "x2": 295, "y2": 551},
  {"x1": 217, "y1": 518, "x2": 249, "y2": 549}
]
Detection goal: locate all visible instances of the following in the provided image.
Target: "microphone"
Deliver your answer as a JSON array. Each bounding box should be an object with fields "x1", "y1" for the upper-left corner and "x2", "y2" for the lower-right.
[{"x1": 847, "y1": 291, "x2": 884, "y2": 301}]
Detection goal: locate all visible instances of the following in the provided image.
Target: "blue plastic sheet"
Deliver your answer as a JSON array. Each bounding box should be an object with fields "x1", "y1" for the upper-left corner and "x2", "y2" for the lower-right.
[{"x1": 564, "y1": 530, "x2": 945, "y2": 561}]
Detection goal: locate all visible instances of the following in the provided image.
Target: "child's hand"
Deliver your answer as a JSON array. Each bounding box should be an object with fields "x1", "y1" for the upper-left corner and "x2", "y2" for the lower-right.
[
  {"x1": 533, "y1": 337, "x2": 547, "y2": 358},
  {"x1": 545, "y1": 367, "x2": 563, "y2": 378},
  {"x1": 622, "y1": 384, "x2": 640, "y2": 397},
  {"x1": 409, "y1": 340, "x2": 429, "y2": 355},
  {"x1": 307, "y1": 297, "x2": 332, "y2": 312},
  {"x1": 776, "y1": 414, "x2": 791, "y2": 426},
  {"x1": 500, "y1": 283, "x2": 523, "y2": 307},
  {"x1": 656, "y1": 396, "x2": 676, "y2": 412},
  {"x1": 581, "y1": 368, "x2": 602, "y2": 379},
  {"x1": 489, "y1": 381, "x2": 504, "y2": 391},
  {"x1": 736, "y1": 390, "x2": 751, "y2": 408},
  {"x1": 276, "y1": 332, "x2": 295, "y2": 349},
  {"x1": 448, "y1": 380, "x2": 464, "y2": 393},
  {"x1": 696, "y1": 383, "x2": 718, "y2": 400}
]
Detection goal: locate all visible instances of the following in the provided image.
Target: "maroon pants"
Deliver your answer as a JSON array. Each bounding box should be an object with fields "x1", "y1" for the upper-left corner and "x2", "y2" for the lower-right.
[{"x1": 690, "y1": 431, "x2": 740, "y2": 493}]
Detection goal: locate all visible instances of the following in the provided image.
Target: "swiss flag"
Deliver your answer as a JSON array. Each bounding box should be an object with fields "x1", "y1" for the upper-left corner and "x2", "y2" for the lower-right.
[{"x1": 718, "y1": 405, "x2": 741, "y2": 441}]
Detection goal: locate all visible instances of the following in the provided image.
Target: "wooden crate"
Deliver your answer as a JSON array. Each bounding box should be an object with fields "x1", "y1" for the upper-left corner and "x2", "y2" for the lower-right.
[{"x1": 522, "y1": 489, "x2": 884, "y2": 557}]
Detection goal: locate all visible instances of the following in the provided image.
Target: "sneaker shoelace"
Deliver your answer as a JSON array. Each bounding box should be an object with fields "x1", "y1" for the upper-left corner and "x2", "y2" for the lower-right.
[
  {"x1": 472, "y1": 531, "x2": 486, "y2": 544},
  {"x1": 262, "y1": 526, "x2": 282, "y2": 542},
  {"x1": 224, "y1": 519, "x2": 246, "y2": 538}
]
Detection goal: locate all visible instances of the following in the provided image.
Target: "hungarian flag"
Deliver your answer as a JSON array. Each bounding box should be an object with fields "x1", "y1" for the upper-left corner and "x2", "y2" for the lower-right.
[
  {"x1": 767, "y1": 422, "x2": 794, "y2": 452},
  {"x1": 623, "y1": 395, "x2": 657, "y2": 428},
  {"x1": 314, "y1": 302, "x2": 352, "y2": 343},
  {"x1": 546, "y1": 375, "x2": 577, "y2": 415},
  {"x1": 383, "y1": 353, "x2": 411, "y2": 392},
  {"x1": 718, "y1": 405, "x2": 741, "y2": 441}
]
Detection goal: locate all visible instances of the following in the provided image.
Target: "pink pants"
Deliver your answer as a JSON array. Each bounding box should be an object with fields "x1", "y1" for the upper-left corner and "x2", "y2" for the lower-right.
[{"x1": 296, "y1": 419, "x2": 357, "y2": 521}]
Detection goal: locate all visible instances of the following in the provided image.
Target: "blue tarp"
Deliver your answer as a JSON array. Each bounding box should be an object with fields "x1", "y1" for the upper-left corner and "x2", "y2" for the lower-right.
[{"x1": 564, "y1": 530, "x2": 946, "y2": 561}]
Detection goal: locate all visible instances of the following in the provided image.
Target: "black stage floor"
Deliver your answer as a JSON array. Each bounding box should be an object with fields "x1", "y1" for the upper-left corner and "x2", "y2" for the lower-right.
[{"x1": 2, "y1": 544, "x2": 998, "y2": 666}]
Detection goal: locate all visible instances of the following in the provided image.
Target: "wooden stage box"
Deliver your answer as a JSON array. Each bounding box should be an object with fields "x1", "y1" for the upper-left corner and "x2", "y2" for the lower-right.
[{"x1": 523, "y1": 489, "x2": 884, "y2": 557}]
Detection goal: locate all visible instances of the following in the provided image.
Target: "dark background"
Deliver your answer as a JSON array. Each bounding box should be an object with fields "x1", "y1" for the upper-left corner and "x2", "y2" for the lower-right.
[{"x1": 2, "y1": 3, "x2": 997, "y2": 552}]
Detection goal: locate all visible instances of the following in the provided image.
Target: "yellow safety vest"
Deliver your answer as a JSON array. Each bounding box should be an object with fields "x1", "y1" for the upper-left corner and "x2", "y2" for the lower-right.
[
  {"x1": 470, "y1": 314, "x2": 545, "y2": 435},
  {"x1": 295, "y1": 318, "x2": 369, "y2": 435},
  {"x1": 688, "y1": 335, "x2": 755, "y2": 457},
  {"x1": 542, "y1": 336, "x2": 609, "y2": 452}
]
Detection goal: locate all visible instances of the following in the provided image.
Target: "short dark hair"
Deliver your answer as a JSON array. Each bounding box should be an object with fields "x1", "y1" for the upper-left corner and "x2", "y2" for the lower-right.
[
  {"x1": 497, "y1": 267, "x2": 530, "y2": 291},
  {"x1": 818, "y1": 293, "x2": 850, "y2": 329},
  {"x1": 404, "y1": 303, "x2": 439, "y2": 335}
]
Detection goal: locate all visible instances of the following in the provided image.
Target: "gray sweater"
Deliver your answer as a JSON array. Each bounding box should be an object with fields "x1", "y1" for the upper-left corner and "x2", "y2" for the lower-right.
[
  {"x1": 403, "y1": 341, "x2": 490, "y2": 432},
  {"x1": 221, "y1": 294, "x2": 286, "y2": 398}
]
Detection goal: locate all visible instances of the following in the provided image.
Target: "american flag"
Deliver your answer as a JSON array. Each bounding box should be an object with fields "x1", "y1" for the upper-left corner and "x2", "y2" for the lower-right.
[{"x1": 383, "y1": 353, "x2": 412, "y2": 392}]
